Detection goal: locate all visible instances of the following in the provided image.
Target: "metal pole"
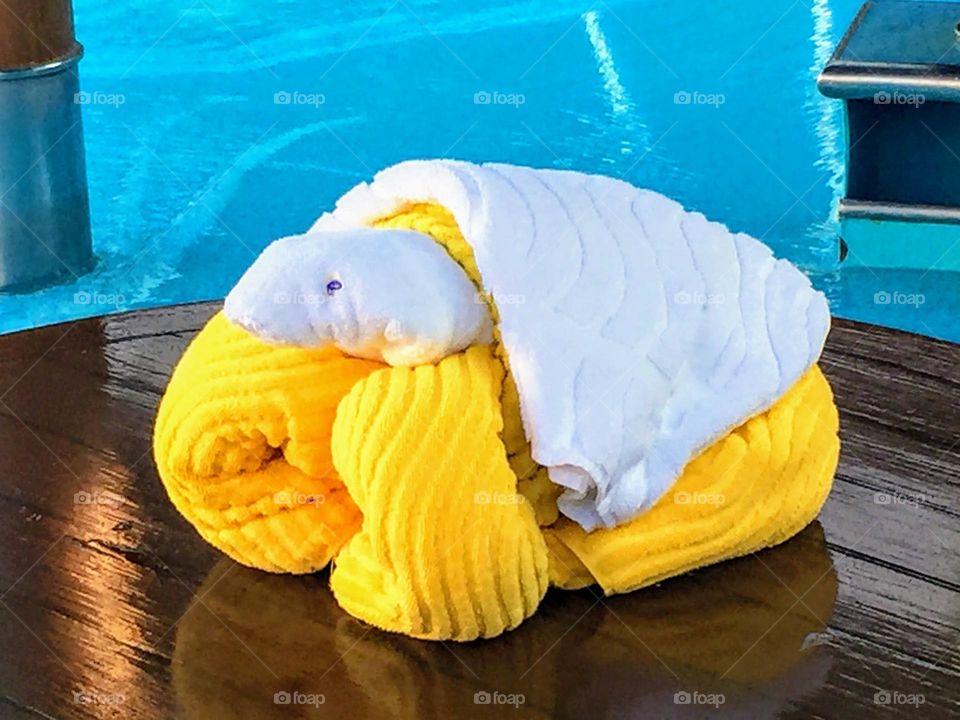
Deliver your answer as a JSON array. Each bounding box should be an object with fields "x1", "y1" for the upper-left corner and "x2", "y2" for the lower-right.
[{"x1": 0, "y1": 0, "x2": 93, "y2": 293}]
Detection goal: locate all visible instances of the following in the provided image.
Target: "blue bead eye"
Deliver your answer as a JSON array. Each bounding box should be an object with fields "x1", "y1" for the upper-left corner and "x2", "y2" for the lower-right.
[{"x1": 325, "y1": 279, "x2": 342, "y2": 296}]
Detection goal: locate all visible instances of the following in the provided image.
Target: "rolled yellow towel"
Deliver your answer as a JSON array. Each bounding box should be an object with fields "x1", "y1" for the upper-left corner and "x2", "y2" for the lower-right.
[
  {"x1": 372, "y1": 203, "x2": 560, "y2": 527},
  {"x1": 329, "y1": 345, "x2": 549, "y2": 641},
  {"x1": 154, "y1": 312, "x2": 382, "y2": 573}
]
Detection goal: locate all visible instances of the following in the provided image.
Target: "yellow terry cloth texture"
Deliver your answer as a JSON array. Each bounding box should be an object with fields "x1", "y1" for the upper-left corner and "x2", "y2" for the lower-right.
[
  {"x1": 328, "y1": 345, "x2": 549, "y2": 640},
  {"x1": 372, "y1": 203, "x2": 561, "y2": 527},
  {"x1": 153, "y1": 312, "x2": 383, "y2": 573},
  {"x1": 153, "y1": 202, "x2": 840, "y2": 642}
]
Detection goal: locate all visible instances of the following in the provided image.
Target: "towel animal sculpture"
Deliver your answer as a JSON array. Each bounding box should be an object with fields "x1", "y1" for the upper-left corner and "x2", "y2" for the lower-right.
[{"x1": 154, "y1": 160, "x2": 840, "y2": 641}]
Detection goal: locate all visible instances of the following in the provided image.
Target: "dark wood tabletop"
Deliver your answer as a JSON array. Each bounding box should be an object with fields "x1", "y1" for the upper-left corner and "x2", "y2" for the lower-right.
[{"x1": 0, "y1": 301, "x2": 957, "y2": 720}]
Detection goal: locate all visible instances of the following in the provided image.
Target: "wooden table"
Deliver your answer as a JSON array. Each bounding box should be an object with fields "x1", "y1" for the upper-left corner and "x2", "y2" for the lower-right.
[{"x1": 0, "y1": 302, "x2": 957, "y2": 719}]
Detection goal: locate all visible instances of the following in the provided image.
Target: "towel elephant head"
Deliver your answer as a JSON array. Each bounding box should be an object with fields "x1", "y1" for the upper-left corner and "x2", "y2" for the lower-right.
[{"x1": 224, "y1": 227, "x2": 492, "y2": 366}]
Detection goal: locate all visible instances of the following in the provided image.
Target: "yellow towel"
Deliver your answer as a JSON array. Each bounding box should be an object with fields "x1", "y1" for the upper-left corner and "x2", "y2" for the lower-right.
[
  {"x1": 373, "y1": 203, "x2": 560, "y2": 526},
  {"x1": 328, "y1": 345, "x2": 548, "y2": 640},
  {"x1": 153, "y1": 203, "x2": 839, "y2": 641},
  {"x1": 153, "y1": 313, "x2": 383, "y2": 573}
]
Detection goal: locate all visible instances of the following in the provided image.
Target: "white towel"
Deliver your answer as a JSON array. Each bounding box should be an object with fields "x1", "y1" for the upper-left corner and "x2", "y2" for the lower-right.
[{"x1": 310, "y1": 160, "x2": 831, "y2": 530}]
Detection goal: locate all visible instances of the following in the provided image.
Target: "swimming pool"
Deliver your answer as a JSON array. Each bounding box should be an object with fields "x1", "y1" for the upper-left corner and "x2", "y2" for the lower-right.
[{"x1": 1, "y1": 0, "x2": 957, "y2": 342}]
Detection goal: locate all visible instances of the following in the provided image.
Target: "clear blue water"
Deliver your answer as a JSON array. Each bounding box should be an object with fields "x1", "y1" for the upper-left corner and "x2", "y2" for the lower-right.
[{"x1": 1, "y1": 0, "x2": 957, "y2": 341}]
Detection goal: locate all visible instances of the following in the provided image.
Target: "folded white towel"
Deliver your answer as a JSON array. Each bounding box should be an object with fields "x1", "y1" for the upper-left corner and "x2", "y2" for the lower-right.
[{"x1": 309, "y1": 160, "x2": 831, "y2": 530}]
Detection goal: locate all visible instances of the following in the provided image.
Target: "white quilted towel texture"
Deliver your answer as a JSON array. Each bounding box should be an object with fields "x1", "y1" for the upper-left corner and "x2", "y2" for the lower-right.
[{"x1": 231, "y1": 160, "x2": 831, "y2": 531}]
